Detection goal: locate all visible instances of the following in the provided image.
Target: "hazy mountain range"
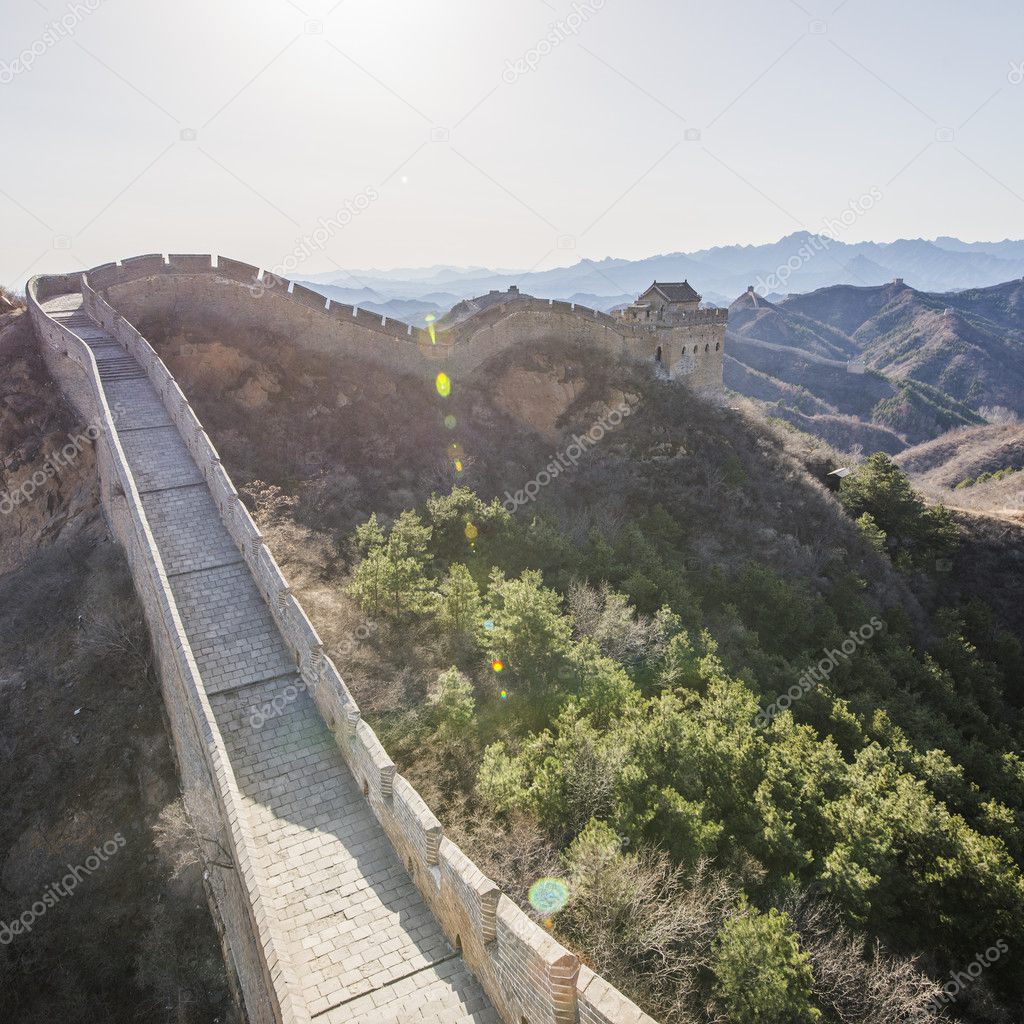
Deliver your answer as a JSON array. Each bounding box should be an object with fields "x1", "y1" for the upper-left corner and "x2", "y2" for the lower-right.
[{"x1": 301, "y1": 234, "x2": 1024, "y2": 320}]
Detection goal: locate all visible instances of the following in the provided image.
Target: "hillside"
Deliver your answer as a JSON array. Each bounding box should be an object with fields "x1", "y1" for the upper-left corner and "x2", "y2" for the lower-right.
[
  {"x1": 895, "y1": 423, "x2": 1024, "y2": 520},
  {"x1": 725, "y1": 280, "x2": 1024, "y2": 453},
  {"x1": 135, "y1": 308, "x2": 910, "y2": 604},
  {"x1": 780, "y1": 280, "x2": 1024, "y2": 413},
  {"x1": 0, "y1": 309, "x2": 103, "y2": 571},
  {"x1": 0, "y1": 314, "x2": 235, "y2": 1023},
  {"x1": 727, "y1": 288, "x2": 859, "y2": 361},
  {"x1": 769, "y1": 280, "x2": 907, "y2": 339},
  {"x1": 896, "y1": 423, "x2": 1024, "y2": 486},
  {"x1": 135, "y1": 306, "x2": 1024, "y2": 1023}
]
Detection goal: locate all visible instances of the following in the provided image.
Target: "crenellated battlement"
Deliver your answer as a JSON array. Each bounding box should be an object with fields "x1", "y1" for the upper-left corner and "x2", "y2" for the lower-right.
[{"x1": 82, "y1": 255, "x2": 726, "y2": 397}]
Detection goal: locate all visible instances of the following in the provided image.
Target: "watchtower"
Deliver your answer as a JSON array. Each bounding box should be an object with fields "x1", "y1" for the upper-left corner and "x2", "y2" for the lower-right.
[{"x1": 618, "y1": 281, "x2": 727, "y2": 392}]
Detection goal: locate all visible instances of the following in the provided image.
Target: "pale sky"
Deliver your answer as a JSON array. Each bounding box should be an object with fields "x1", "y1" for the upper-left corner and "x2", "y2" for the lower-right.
[{"x1": 3, "y1": 0, "x2": 1023, "y2": 287}]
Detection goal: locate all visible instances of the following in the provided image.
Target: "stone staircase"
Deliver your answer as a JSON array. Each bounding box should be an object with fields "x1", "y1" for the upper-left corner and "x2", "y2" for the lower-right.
[{"x1": 40, "y1": 293, "x2": 499, "y2": 1024}]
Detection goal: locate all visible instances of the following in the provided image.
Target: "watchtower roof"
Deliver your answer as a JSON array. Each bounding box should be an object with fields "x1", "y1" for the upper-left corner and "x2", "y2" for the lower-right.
[{"x1": 641, "y1": 281, "x2": 702, "y2": 304}]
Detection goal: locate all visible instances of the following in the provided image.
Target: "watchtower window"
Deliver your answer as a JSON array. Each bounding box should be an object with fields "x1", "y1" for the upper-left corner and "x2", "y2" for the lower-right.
[
  {"x1": 655, "y1": 345, "x2": 662, "y2": 363},
  {"x1": 705, "y1": 343, "x2": 710, "y2": 352}
]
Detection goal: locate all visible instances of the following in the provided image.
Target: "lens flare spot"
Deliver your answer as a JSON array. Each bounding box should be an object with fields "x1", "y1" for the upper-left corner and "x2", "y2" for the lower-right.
[
  {"x1": 464, "y1": 522, "x2": 478, "y2": 540},
  {"x1": 444, "y1": 414, "x2": 457, "y2": 430},
  {"x1": 499, "y1": 689, "x2": 508, "y2": 700},
  {"x1": 491, "y1": 659, "x2": 504, "y2": 673},
  {"x1": 529, "y1": 878, "x2": 569, "y2": 915},
  {"x1": 435, "y1": 372, "x2": 452, "y2": 398},
  {"x1": 484, "y1": 619, "x2": 494, "y2": 631},
  {"x1": 424, "y1": 312, "x2": 437, "y2": 345}
]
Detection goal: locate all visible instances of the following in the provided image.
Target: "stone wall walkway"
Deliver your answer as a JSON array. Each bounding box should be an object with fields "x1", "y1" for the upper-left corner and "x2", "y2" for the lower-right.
[{"x1": 43, "y1": 294, "x2": 499, "y2": 1024}]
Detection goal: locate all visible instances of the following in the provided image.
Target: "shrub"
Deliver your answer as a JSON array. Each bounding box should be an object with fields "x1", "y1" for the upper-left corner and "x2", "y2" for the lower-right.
[
  {"x1": 839, "y1": 453, "x2": 958, "y2": 567},
  {"x1": 855, "y1": 511, "x2": 888, "y2": 552},
  {"x1": 349, "y1": 510, "x2": 435, "y2": 616},
  {"x1": 786, "y1": 894, "x2": 944, "y2": 1023},
  {"x1": 485, "y1": 568, "x2": 573, "y2": 688},
  {"x1": 434, "y1": 563, "x2": 484, "y2": 649},
  {"x1": 568, "y1": 580, "x2": 680, "y2": 667},
  {"x1": 712, "y1": 900, "x2": 820, "y2": 1024},
  {"x1": 432, "y1": 666, "x2": 476, "y2": 737}
]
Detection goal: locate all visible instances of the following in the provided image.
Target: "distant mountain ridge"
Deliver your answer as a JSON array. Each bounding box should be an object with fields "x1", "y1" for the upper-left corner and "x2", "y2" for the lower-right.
[
  {"x1": 300, "y1": 234, "x2": 1024, "y2": 314},
  {"x1": 726, "y1": 278, "x2": 1024, "y2": 453}
]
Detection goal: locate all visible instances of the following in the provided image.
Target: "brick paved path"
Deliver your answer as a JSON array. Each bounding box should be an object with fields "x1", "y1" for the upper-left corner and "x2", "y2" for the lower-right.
[{"x1": 44, "y1": 294, "x2": 499, "y2": 1024}]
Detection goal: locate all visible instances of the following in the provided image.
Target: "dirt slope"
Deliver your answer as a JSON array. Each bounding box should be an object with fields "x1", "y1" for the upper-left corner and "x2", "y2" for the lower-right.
[{"x1": 0, "y1": 313, "x2": 236, "y2": 1024}]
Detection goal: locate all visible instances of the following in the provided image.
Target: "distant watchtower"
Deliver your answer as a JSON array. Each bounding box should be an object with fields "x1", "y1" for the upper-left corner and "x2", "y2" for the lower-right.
[
  {"x1": 618, "y1": 281, "x2": 727, "y2": 394},
  {"x1": 621, "y1": 280, "x2": 702, "y2": 322}
]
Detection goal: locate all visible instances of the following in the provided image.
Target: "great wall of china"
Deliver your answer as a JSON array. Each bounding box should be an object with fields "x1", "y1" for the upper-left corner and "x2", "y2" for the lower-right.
[
  {"x1": 82, "y1": 253, "x2": 726, "y2": 397},
  {"x1": 27, "y1": 255, "x2": 725, "y2": 1024}
]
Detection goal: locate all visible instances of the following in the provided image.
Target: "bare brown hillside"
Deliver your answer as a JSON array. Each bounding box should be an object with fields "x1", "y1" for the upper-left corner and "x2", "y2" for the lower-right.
[
  {"x1": 896, "y1": 423, "x2": 1024, "y2": 483},
  {"x1": 0, "y1": 314, "x2": 103, "y2": 574},
  {"x1": 896, "y1": 423, "x2": 1024, "y2": 519},
  {"x1": 724, "y1": 277, "x2": 1024, "y2": 465},
  {"x1": 725, "y1": 284, "x2": 989, "y2": 453},
  {"x1": 136, "y1": 315, "x2": 638, "y2": 543},
  {"x1": 0, "y1": 315, "x2": 236, "y2": 1024}
]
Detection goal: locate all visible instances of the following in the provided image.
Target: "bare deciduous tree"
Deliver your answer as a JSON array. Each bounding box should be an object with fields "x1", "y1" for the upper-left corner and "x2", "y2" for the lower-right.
[
  {"x1": 559, "y1": 837, "x2": 742, "y2": 1024},
  {"x1": 785, "y1": 893, "x2": 943, "y2": 1023},
  {"x1": 153, "y1": 792, "x2": 235, "y2": 877},
  {"x1": 568, "y1": 580, "x2": 678, "y2": 666}
]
